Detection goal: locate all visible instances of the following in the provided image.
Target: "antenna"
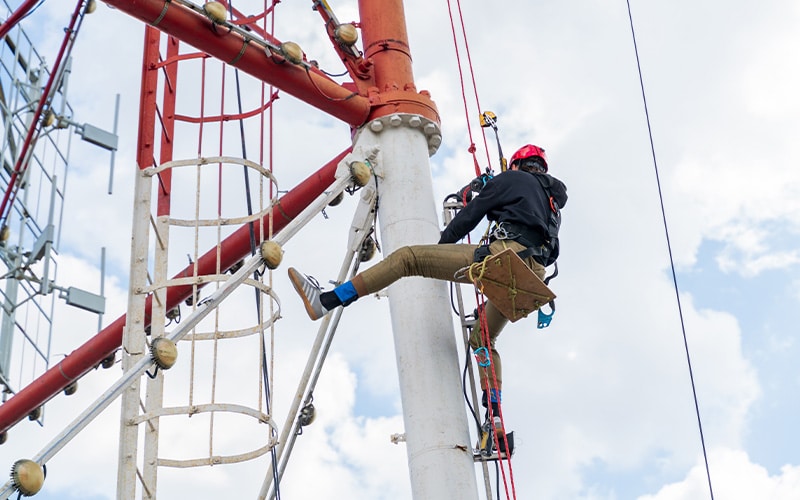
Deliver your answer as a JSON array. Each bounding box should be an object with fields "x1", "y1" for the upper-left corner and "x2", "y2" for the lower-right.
[{"x1": 0, "y1": 2, "x2": 111, "y2": 422}]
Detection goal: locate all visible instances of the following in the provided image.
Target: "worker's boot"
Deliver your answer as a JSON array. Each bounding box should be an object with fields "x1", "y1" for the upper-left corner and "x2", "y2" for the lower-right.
[
  {"x1": 481, "y1": 389, "x2": 501, "y2": 417},
  {"x1": 288, "y1": 268, "x2": 330, "y2": 320},
  {"x1": 481, "y1": 389, "x2": 512, "y2": 453}
]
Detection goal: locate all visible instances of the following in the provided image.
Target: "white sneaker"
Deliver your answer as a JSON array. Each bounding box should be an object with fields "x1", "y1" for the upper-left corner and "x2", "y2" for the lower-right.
[{"x1": 288, "y1": 268, "x2": 329, "y2": 320}]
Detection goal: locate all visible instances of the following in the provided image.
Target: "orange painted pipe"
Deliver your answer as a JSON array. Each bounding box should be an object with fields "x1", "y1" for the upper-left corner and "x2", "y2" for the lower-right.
[{"x1": 103, "y1": 0, "x2": 370, "y2": 126}]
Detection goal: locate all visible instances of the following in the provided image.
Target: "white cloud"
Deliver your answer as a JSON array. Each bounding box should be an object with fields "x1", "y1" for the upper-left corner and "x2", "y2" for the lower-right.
[
  {"x1": 4, "y1": 0, "x2": 800, "y2": 499},
  {"x1": 639, "y1": 448, "x2": 800, "y2": 500},
  {"x1": 654, "y1": 1, "x2": 800, "y2": 277}
]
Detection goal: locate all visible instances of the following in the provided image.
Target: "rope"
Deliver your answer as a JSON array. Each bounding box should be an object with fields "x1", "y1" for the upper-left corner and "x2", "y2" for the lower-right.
[
  {"x1": 188, "y1": 55, "x2": 208, "y2": 410},
  {"x1": 443, "y1": 9, "x2": 523, "y2": 484},
  {"x1": 443, "y1": 205, "x2": 519, "y2": 499},
  {"x1": 468, "y1": 254, "x2": 521, "y2": 311},
  {"x1": 444, "y1": 0, "x2": 491, "y2": 176},
  {"x1": 260, "y1": 2, "x2": 282, "y2": 496},
  {"x1": 475, "y1": 291, "x2": 516, "y2": 500},
  {"x1": 443, "y1": 0, "x2": 525, "y2": 482},
  {"x1": 448, "y1": 213, "x2": 518, "y2": 497},
  {"x1": 209, "y1": 37, "x2": 231, "y2": 462},
  {"x1": 625, "y1": 3, "x2": 714, "y2": 498},
  {"x1": 452, "y1": 0, "x2": 493, "y2": 170},
  {"x1": 221, "y1": 1, "x2": 284, "y2": 496},
  {"x1": 467, "y1": 257, "x2": 489, "y2": 284},
  {"x1": 478, "y1": 243, "x2": 517, "y2": 500}
]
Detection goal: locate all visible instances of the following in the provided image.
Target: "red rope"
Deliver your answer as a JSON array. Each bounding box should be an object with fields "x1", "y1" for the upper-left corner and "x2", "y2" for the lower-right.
[
  {"x1": 453, "y1": 0, "x2": 492, "y2": 171},
  {"x1": 447, "y1": 0, "x2": 519, "y2": 495},
  {"x1": 475, "y1": 292, "x2": 517, "y2": 500},
  {"x1": 444, "y1": 0, "x2": 494, "y2": 177},
  {"x1": 445, "y1": 0, "x2": 480, "y2": 177}
]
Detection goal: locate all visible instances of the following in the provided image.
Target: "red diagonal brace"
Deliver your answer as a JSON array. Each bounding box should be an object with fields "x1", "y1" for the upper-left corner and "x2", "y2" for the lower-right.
[
  {"x1": 0, "y1": 0, "x2": 42, "y2": 40},
  {"x1": 0, "y1": 148, "x2": 350, "y2": 435}
]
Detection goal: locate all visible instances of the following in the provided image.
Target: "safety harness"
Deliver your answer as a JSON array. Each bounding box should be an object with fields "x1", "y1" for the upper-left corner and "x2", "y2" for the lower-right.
[{"x1": 476, "y1": 200, "x2": 561, "y2": 329}]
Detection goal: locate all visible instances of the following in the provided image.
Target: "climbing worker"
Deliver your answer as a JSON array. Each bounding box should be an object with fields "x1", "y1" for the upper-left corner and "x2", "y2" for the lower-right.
[{"x1": 288, "y1": 143, "x2": 567, "y2": 438}]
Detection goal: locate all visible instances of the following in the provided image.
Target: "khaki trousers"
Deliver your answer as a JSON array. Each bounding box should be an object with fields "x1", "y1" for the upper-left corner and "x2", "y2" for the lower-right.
[{"x1": 351, "y1": 239, "x2": 545, "y2": 392}]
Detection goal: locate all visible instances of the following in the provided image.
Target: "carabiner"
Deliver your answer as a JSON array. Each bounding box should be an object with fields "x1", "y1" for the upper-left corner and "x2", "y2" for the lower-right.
[{"x1": 473, "y1": 346, "x2": 491, "y2": 367}]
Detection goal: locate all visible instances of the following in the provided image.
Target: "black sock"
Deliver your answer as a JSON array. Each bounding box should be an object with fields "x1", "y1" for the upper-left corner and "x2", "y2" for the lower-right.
[
  {"x1": 320, "y1": 291, "x2": 341, "y2": 310},
  {"x1": 482, "y1": 390, "x2": 500, "y2": 416}
]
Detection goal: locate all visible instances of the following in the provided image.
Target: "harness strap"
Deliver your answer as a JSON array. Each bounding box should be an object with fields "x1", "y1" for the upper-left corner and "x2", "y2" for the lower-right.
[
  {"x1": 515, "y1": 246, "x2": 540, "y2": 261},
  {"x1": 490, "y1": 221, "x2": 545, "y2": 248}
]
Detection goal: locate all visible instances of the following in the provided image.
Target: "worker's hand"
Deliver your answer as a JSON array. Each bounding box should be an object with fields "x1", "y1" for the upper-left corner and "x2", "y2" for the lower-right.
[{"x1": 470, "y1": 172, "x2": 492, "y2": 192}]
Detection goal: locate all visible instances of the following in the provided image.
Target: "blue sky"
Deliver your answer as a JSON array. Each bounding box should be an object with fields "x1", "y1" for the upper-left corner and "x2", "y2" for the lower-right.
[
  {"x1": 2, "y1": 0, "x2": 800, "y2": 499},
  {"x1": 681, "y1": 239, "x2": 800, "y2": 472}
]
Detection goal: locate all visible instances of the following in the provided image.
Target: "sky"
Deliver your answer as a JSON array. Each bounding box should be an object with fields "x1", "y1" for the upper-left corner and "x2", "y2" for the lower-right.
[{"x1": 2, "y1": 0, "x2": 800, "y2": 499}]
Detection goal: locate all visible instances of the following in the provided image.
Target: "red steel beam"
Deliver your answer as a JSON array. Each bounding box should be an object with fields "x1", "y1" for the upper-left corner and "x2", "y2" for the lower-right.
[
  {"x1": 0, "y1": 148, "x2": 350, "y2": 435},
  {"x1": 0, "y1": 0, "x2": 42, "y2": 40},
  {"x1": 0, "y1": 0, "x2": 87, "y2": 224},
  {"x1": 102, "y1": 0, "x2": 370, "y2": 127},
  {"x1": 0, "y1": 0, "x2": 441, "y2": 436}
]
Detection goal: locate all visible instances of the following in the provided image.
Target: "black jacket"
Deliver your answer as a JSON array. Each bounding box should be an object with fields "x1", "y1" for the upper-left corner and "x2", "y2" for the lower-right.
[{"x1": 438, "y1": 169, "x2": 568, "y2": 246}]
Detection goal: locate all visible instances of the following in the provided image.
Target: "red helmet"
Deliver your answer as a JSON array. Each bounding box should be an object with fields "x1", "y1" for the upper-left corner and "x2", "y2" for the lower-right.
[{"x1": 509, "y1": 144, "x2": 548, "y2": 171}]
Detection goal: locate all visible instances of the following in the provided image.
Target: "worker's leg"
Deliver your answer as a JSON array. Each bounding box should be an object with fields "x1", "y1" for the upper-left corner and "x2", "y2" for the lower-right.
[
  {"x1": 469, "y1": 301, "x2": 508, "y2": 393},
  {"x1": 351, "y1": 244, "x2": 477, "y2": 295},
  {"x1": 467, "y1": 240, "x2": 546, "y2": 409},
  {"x1": 288, "y1": 243, "x2": 477, "y2": 320}
]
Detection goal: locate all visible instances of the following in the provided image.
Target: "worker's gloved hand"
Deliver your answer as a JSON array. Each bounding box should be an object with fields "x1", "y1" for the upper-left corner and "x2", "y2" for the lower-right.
[
  {"x1": 470, "y1": 172, "x2": 492, "y2": 192},
  {"x1": 457, "y1": 173, "x2": 492, "y2": 203},
  {"x1": 457, "y1": 183, "x2": 474, "y2": 203}
]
